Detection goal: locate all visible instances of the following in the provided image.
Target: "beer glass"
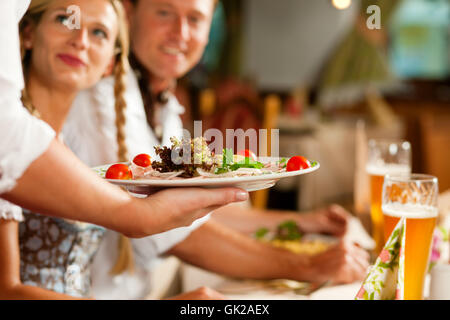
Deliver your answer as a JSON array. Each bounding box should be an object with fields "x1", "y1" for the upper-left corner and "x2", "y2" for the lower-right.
[
  {"x1": 382, "y1": 174, "x2": 439, "y2": 300},
  {"x1": 366, "y1": 139, "x2": 411, "y2": 255}
]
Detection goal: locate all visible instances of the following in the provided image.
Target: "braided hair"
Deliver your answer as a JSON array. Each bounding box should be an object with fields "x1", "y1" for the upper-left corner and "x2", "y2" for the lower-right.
[{"x1": 107, "y1": 0, "x2": 136, "y2": 276}]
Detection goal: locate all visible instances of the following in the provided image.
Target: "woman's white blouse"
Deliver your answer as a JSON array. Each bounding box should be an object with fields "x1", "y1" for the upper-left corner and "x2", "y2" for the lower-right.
[
  {"x1": 0, "y1": 0, "x2": 55, "y2": 195},
  {"x1": 63, "y1": 71, "x2": 210, "y2": 299},
  {"x1": 0, "y1": 199, "x2": 23, "y2": 222}
]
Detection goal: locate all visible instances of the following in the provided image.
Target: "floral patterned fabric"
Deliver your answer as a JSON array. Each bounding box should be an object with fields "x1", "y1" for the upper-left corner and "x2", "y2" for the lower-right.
[
  {"x1": 19, "y1": 210, "x2": 105, "y2": 298},
  {"x1": 356, "y1": 217, "x2": 406, "y2": 300}
]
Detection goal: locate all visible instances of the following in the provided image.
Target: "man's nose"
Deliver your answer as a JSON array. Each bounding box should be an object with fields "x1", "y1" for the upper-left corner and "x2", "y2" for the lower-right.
[
  {"x1": 69, "y1": 27, "x2": 89, "y2": 50},
  {"x1": 172, "y1": 16, "x2": 190, "y2": 42}
]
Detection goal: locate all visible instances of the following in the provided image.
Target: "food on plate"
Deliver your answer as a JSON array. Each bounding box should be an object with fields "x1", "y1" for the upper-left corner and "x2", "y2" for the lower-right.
[
  {"x1": 269, "y1": 239, "x2": 330, "y2": 255},
  {"x1": 286, "y1": 156, "x2": 311, "y2": 172},
  {"x1": 133, "y1": 153, "x2": 152, "y2": 167},
  {"x1": 236, "y1": 149, "x2": 257, "y2": 161},
  {"x1": 151, "y1": 137, "x2": 217, "y2": 178},
  {"x1": 103, "y1": 137, "x2": 317, "y2": 180},
  {"x1": 130, "y1": 153, "x2": 153, "y2": 177},
  {"x1": 105, "y1": 163, "x2": 133, "y2": 180},
  {"x1": 254, "y1": 220, "x2": 331, "y2": 255}
]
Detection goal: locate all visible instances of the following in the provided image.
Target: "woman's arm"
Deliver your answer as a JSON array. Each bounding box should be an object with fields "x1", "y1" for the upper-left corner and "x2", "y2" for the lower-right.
[
  {"x1": 0, "y1": 220, "x2": 88, "y2": 300},
  {"x1": 2, "y1": 139, "x2": 248, "y2": 238}
]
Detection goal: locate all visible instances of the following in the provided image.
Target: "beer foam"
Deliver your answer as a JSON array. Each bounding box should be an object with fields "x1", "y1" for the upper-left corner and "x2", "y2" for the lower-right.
[
  {"x1": 366, "y1": 163, "x2": 411, "y2": 176},
  {"x1": 382, "y1": 202, "x2": 438, "y2": 219}
]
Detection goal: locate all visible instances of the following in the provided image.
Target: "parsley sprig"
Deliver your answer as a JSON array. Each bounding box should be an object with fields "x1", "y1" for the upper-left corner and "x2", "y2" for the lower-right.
[{"x1": 215, "y1": 148, "x2": 264, "y2": 174}]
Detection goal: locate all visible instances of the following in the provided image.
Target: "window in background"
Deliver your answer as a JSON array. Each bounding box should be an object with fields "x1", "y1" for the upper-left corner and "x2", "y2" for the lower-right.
[{"x1": 389, "y1": 0, "x2": 449, "y2": 80}]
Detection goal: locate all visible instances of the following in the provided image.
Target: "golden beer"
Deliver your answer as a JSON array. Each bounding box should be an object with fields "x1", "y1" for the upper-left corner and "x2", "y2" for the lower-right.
[
  {"x1": 367, "y1": 164, "x2": 410, "y2": 255},
  {"x1": 369, "y1": 173, "x2": 385, "y2": 255},
  {"x1": 382, "y1": 203, "x2": 437, "y2": 300}
]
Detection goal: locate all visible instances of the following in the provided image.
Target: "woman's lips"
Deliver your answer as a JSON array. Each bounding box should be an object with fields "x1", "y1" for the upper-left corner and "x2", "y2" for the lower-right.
[{"x1": 57, "y1": 54, "x2": 86, "y2": 67}]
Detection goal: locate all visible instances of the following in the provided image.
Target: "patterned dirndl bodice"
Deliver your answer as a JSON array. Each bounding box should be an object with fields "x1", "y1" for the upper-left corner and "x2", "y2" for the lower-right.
[{"x1": 19, "y1": 210, "x2": 106, "y2": 298}]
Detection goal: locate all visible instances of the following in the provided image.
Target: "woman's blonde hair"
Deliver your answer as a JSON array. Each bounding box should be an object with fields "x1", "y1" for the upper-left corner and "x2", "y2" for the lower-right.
[{"x1": 19, "y1": 0, "x2": 135, "y2": 275}]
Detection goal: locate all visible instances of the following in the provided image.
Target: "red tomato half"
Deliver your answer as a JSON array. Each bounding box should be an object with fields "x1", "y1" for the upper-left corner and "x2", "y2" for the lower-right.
[
  {"x1": 105, "y1": 164, "x2": 133, "y2": 180},
  {"x1": 286, "y1": 156, "x2": 311, "y2": 171},
  {"x1": 237, "y1": 149, "x2": 257, "y2": 161},
  {"x1": 133, "y1": 153, "x2": 152, "y2": 167}
]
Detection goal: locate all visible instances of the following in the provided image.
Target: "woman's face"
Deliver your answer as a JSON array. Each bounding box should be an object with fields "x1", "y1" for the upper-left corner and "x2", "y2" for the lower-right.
[
  {"x1": 24, "y1": 0, "x2": 119, "y2": 91},
  {"x1": 127, "y1": 0, "x2": 215, "y2": 82}
]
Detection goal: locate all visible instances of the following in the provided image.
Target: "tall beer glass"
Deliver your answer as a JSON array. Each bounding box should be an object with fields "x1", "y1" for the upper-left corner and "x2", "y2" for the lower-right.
[
  {"x1": 366, "y1": 139, "x2": 411, "y2": 255},
  {"x1": 382, "y1": 174, "x2": 439, "y2": 300}
]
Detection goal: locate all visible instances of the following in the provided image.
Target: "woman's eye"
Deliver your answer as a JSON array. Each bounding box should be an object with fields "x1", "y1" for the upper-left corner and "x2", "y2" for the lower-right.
[
  {"x1": 55, "y1": 14, "x2": 69, "y2": 25},
  {"x1": 92, "y1": 29, "x2": 108, "y2": 39}
]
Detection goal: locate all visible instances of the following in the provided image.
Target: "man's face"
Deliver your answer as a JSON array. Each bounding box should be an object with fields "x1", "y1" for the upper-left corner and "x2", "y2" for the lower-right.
[{"x1": 126, "y1": 0, "x2": 215, "y2": 81}]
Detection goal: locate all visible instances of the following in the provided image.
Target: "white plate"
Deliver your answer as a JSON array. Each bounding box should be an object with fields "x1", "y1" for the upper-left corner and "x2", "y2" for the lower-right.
[{"x1": 92, "y1": 157, "x2": 319, "y2": 194}]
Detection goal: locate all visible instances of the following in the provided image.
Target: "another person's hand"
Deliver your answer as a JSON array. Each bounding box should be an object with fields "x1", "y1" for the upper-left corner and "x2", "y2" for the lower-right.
[
  {"x1": 306, "y1": 240, "x2": 370, "y2": 285},
  {"x1": 127, "y1": 188, "x2": 248, "y2": 237},
  {"x1": 167, "y1": 286, "x2": 227, "y2": 300},
  {"x1": 297, "y1": 205, "x2": 351, "y2": 237}
]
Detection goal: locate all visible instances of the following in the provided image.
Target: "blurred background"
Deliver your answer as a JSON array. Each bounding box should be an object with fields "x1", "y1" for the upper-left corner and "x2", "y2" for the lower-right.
[{"x1": 174, "y1": 0, "x2": 449, "y2": 230}]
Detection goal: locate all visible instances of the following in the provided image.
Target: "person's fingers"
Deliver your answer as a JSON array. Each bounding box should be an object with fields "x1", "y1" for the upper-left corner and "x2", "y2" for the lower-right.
[
  {"x1": 327, "y1": 248, "x2": 354, "y2": 284},
  {"x1": 327, "y1": 205, "x2": 351, "y2": 221},
  {"x1": 326, "y1": 206, "x2": 351, "y2": 236},
  {"x1": 315, "y1": 240, "x2": 347, "y2": 265},
  {"x1": 161, "y1": 187, "x2": 249, "y2": 209},
  {"x1": 202, "y1": 187, "x2": 249, "y2": 205},
  {"x1": 146, "y1": 187, "x2": 249, "y2": 232},
  {"x1": 341, "y1": 240, "x2": 369, "y2": 263},
  {"x1": 348, "y1": 241, "x2": 371, "y2": 265},
  {"x1": 320, "y1": 219, "x2": 346, "y2": 237},
  {"x1": 322, "y1": 240, "x2": 369, "y2": 284},
  {"x1": 340, "y1": 242, "x2": 370, "y2": 282},
  {"x1": 349, "y1": 252, "x2": 369, "y2": 279}
]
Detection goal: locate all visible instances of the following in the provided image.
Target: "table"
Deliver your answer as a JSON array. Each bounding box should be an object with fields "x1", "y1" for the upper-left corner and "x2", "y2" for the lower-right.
[
  {"x1": 181, "y1": 263, "x2": 364, "y2": 300},
  {"x1": 180, "y1": 262, "x2": 432, "y2": 300},
  {"x1": 179, "y1": 216, "x2": 375, "y2": 300}
]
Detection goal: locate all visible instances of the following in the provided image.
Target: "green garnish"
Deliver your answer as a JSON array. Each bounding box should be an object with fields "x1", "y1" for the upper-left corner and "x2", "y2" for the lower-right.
[
  {"x1": 215, "y1": 167, "x2": 229, "y2": 174},
  {"x1": 254, "y1": 227, "x2": 269, "y2": 239},
  {"x1": 229, "y1": 158, "x2": 264, "y2": 171},
  {"x1": 216, "y1": 149, "x2": 264, "y2": 174},
  {"x1": 310, "y1": 160, "x2": 318, "y2": 167},
  {"x1": 278, "y1": 158, "x2": 287, "y2": 168},
  {"x1": 275, "y1": 220, "x2": 303, "y2": 241},
  {"x1": 223, "y1": 148, "x2": 234, "y2": 167}
]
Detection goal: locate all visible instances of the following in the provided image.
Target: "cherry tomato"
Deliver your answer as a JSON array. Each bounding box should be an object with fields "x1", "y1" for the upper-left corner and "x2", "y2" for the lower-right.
[
  {"x1": 133, "y1": 153, "x2": 152, "y2": 167},
  {"x1": 105, "y1": 163, "x2": 133, "y2": 180},
  {"x1": 237, "y1": 149, "x2": 257, "y2": 161},
  {"x1": 286, "y1": 156, "x2": 311, "y2": 171}
]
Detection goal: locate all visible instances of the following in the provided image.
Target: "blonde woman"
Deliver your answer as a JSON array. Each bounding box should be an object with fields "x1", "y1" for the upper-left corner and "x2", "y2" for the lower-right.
[{"x1": 0, "y1": 0, "x2": 131, "y2": 299}]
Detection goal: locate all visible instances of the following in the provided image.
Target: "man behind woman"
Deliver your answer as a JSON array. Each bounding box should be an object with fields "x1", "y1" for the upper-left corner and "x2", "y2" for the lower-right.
[{"x1": 64, "y1": 0, "x2": 370, "y2": 300}]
